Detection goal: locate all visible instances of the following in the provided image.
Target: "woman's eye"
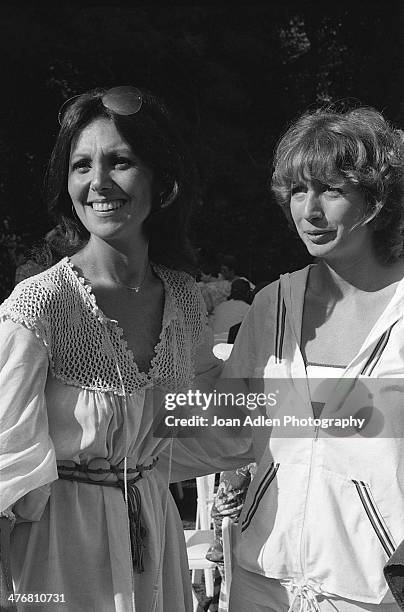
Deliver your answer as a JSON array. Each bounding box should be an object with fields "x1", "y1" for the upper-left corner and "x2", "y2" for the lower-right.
[
  {"x1": 291, "y1": 185, "x2": 307, "y2": 196},
  {"x1": 324, "y1": 185, "x2": 343, "y2": 195},
  {"x1": 72, "y1": 160, "x2": 91, "y2": 173},
  {"x1": 113, "y1": 157, "x2": 132, "y2": 169}
]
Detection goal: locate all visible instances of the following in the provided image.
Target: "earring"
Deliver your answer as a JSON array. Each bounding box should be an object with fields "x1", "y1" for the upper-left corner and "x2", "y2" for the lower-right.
[{"x1": 160, "y1": 181, "x2": 179, "y2": 209}]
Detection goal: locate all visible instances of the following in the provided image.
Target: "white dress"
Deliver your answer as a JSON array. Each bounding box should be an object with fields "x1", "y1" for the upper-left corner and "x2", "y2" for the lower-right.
[{"x1": 0, "y1": 258, "x2": 253, "y2": 612}]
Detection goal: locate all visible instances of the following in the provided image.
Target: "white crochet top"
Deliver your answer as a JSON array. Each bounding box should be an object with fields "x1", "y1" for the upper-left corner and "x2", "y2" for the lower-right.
[
  {"x1": 0, "y1": 256, "x2": 256, "y2": 612},
  {"x1": 0, "y1": 257, "x2": 206, "y2": 394}
]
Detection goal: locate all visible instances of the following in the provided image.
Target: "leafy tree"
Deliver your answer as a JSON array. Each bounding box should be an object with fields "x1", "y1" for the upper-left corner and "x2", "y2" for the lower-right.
[{"x1": 0, "y1": 2, "x2": 402, "y2": 296}]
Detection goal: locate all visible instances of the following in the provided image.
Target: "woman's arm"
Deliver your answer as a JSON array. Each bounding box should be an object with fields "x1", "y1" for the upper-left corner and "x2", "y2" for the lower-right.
[
  {"x1": 0, "y1": 319, "x2": 58, "y2": 605},
  {"x1": 0, "y1": 319, "x2": 57, "y2": 513},
  {"x1": 160, "y1": 325, "x2": 255, "y2": 482},
  {"x1": 159, "y1": 278, "x2": 276, "y2": 481}
]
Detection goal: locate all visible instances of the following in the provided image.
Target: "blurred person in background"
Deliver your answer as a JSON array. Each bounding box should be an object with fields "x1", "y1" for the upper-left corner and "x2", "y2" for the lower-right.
[
  {"x1": 212, "y1": 278, "x2": 251, "y2": 343},
  {"x1": 198, "y1": 256, "x2": 231, "y2": 317},
  {"x1": 219, "y1": 254, "x2": 255, "y2": 290},
  {"x1": 227, "y1": 280, "x2": 272, "y2": 344}
]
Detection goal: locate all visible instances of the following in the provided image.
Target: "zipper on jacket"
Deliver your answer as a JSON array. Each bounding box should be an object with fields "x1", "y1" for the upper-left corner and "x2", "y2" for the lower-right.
[{"x1": 299, "y1": 432, "x2": 319, "y2": 578}]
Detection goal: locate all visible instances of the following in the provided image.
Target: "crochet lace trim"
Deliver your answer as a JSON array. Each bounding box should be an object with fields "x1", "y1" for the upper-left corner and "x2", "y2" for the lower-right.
[{"x1": 0, "y1": 258, "x2": 206, "y2": 394}]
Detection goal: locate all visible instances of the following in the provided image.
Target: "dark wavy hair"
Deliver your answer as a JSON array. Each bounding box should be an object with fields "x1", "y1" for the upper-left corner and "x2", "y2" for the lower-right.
[
  {"x1": 44, "y1": 87, "x2": 197, "y2": 271},
  {"x1": 229, "y1": 278, "x2": 251, "y2": 304},
  {"x1": 271, "y1": 106, "x2": 404, "y2": 263}
]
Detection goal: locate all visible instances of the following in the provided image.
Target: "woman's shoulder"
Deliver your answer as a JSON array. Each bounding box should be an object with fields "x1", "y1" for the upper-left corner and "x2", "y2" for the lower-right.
[
  {"x1": 155, "y1": 265, "x2": 200, "y2": 298},
  {"x1": 250, "y1": 277, "x2": 280, "y2": 306},
  {"x1": 0, "y1": 258, "x2": 75, "y2": 324},
  {"x1": 253, "y1": 266, "x2": 310, "y2": 302},
  {"x1": 155, "y1": 266, "x2": 207, "y2": 338},
  {"x1": 249, "y1": 266, "x2": 309, "y2": 318}
]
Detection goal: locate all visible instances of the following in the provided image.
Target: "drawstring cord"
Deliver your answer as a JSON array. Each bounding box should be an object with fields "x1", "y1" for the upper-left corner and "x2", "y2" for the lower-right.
[
  {"x1": 149, "y1": 315, "x2": 178, "y2": 611},
  {"x1": 104, "y1": 328, "x2": 147, "y2": 577},
  {"x1": 122, "y1": 476, "x2": 147, "y2": 574},
  {"x1": 282, "y1": 580, "x2": 322, "y2": 612},
  {"x1": 103, "y1": 322, "x2": 174, "y2": 611},
  {"x1": 150, "y1": 436, "x2": 173, "y2": 612},
  {"x1": 58, "y1": 461, "x2": 150, "y2": 575},
  {"x1": 124, "y1": 456, "x2": 128, "y2": 504}
]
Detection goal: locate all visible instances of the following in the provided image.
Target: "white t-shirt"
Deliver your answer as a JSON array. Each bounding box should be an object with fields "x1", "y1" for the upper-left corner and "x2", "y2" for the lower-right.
[{"x1": 212, "y1": 299, "x2": 250, "y2": 337}]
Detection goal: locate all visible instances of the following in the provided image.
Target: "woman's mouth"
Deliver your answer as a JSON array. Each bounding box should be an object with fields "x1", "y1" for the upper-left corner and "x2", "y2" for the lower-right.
[
  {"x1": 90, "y1": 200, "x2": 126, "y2": 212},
  {"x1": 305, "y1": 230, "x2": 336, "y2": 244}
]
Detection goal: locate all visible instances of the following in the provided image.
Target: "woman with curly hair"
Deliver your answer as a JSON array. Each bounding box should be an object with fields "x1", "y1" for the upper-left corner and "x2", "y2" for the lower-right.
[{"x1": 225, "y1": 106, "x2": 404, "y2": 611}]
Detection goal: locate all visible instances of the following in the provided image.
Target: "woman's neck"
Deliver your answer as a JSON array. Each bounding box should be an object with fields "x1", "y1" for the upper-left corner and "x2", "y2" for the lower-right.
[
  {"x1": 311, "y1": 255, "x2": 404, "y2": 297},
  {"x1": 73, "y1": 234, "x2": 150, "y2": 286}
]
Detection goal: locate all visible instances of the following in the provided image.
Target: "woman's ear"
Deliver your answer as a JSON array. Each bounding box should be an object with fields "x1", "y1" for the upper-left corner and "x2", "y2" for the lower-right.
[
  {"x1": 160, "y1": 181, "x2": 179, "y2": 209},
  {"x1": 364, "y1": 201, "x2": 385, "y2": 228}
]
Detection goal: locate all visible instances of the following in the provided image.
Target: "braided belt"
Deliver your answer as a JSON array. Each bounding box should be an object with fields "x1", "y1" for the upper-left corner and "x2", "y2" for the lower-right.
[{"x1": 57, "y1": 457, "x2": 158, "y2": 573}]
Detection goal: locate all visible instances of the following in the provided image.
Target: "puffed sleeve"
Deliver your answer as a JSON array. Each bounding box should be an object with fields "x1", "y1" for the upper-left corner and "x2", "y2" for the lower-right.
[
  {"x1": 163, "y1": 325, "x2": 255, "y2": 482},
  {"x1": 0, "y1": 318, "x2": 58, "y2": 513}
]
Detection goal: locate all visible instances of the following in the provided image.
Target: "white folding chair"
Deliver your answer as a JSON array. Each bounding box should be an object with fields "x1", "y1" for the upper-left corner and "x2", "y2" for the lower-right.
[
  {"x1": 184, "y1": 474, "x2": 216, "y2": 611},
  {"x1": 195, "y1": 473, "x2": 215, "y2": 531},
  {"x1": 219, "y1": 516, "x2": 238, "y2": 612}
]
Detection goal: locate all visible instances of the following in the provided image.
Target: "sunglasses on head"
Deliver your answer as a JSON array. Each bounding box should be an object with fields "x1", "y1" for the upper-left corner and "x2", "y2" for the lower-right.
[{"x1": 57, "y1": 86, "x2": 143, "y2": 126}]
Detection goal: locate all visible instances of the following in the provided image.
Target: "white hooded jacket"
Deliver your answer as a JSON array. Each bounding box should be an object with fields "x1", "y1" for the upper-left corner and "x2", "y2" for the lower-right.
[{"x1": 224, "y1": 265, "x2": 404, "y2": 605}]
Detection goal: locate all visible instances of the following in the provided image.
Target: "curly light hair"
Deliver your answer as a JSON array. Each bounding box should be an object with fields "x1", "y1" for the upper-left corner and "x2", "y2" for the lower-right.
[{"x1": 272, "y1": 106, "x2": 404, "y2": 262}]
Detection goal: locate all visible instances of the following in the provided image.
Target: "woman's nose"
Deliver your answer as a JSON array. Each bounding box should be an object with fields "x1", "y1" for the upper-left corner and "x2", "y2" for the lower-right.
[
  {"x1": 303, "y1": 190, "x2": 323, "y2": 219},
  {"x1": 90, "y1": 164, "x2": 112, "y2": 192}
]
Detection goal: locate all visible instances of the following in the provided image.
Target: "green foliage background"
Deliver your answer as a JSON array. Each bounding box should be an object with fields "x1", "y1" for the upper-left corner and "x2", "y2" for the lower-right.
[{"x1": 0, "y1": 1, "x2": 403, "y2": 299}]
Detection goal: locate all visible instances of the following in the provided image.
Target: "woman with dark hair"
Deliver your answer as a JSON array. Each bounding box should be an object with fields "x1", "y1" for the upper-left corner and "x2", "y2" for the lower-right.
[
  {"x1": 224, "y1": 106, "x2": 404, "y2": 611},
  {"x1": 0, "y1": 86, "x2": 252, "y2": 612},
  {"x1": 45, "y1": 86, "x2": 196, "y2": 270}
]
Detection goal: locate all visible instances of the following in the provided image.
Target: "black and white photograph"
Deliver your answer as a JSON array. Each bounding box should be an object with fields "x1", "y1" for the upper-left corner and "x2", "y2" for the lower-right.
[{"x1": 0, "y1": 2, "x2": 404, "y2": 611}]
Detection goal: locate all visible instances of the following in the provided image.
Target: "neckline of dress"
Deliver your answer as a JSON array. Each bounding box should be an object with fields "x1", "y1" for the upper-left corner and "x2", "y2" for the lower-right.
[
  {"x1": 284, "y1": 264, "x2": 404, "y2": 376},
  {"x1": 63, "y1": 257, "x2": 178, "y2": 382}
]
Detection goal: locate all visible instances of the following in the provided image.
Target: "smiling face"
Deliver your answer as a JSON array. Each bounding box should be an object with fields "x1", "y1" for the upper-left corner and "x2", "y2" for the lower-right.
[
  {"x1": 68, "y1": 117, "x2": 154, "y2": 245},
  {"x1": 290, "y1": 178, "x2": 373, "y2": 262}
]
